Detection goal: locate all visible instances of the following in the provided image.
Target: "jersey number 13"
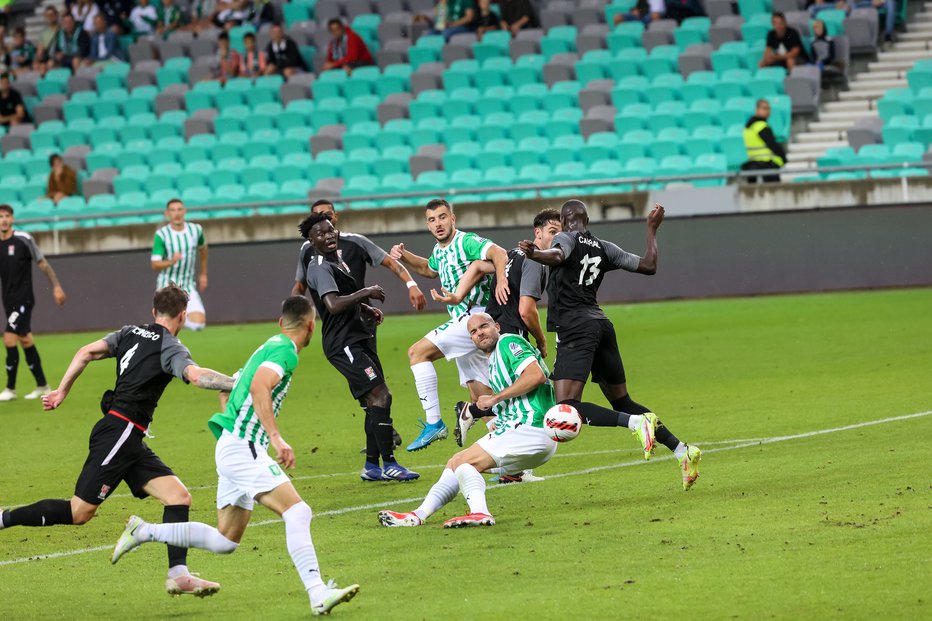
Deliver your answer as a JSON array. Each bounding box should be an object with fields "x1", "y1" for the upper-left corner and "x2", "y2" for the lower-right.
[{"x1": 578, "y1": 254, "x2": 602, "y2": 286}]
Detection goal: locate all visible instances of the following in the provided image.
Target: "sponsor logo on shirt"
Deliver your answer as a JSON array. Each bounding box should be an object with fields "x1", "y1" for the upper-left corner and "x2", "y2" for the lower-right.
[
  {"x1": 365, "y1": 366, "x2": 377, "y2": 381},
  {"x1": 509, "y1": 341, "x2": 524, "y2": 357}
]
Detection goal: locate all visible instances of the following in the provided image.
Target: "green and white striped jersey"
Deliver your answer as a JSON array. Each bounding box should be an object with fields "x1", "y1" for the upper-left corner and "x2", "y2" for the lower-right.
[
  {"x1": 208, "y1": 334, "x2": 298, "y2": 448},
  {"x1": 488, "y1": 334, "x2": 554, "y2": 429},
  {"x1": 152, "y1": 222, "x2": 205, "y2": 293},
  {"x1": 426, "y1": 230, "x2": 493, "y2": 320}
]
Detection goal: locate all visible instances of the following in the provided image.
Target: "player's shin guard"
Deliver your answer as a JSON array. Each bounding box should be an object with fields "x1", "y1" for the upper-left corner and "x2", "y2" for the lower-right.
[
  {"x1": 654, "y1": 422, "x2": 682, "y2": 453},
  {"x1": 3, "y1": 499, "x2": 73, "y2": 527},
  {"x1": 413, "y1": 467, "x2": 459, "y2": 521},
  {"x1": 163, "y1": 505, "x2": 190, "y2": 573},
  {"x1": 22, "y1": 345, "x2": 47, "y2": 387},
  {"x1": 363, "y1": 410, "x2": 380, "y2": 464},
  {"x1": 5, "y1": 346, "x2": 18, "y2": 390},
  {"x1": 562, "y1": 399, "x2": 631, "y2": 428},
  {"x1": 454, "y1": 464, "x2": 490, "y2": 516},
  {"x1": 281, "y1": 502, "x2": 327, "y2": 604},
  {"x1": 368, "y1": 406, "x2": 396, "y2": 463},
  {"x1": 610, "y1": 395, "x2": 652, "y2": 416},
  {"x1": 411, "y1": 361, "x2": 442, "y2": 424}
]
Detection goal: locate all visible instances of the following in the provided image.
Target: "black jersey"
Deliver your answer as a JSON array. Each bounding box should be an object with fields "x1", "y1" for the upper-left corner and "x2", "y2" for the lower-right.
[
  {"x1": 304, "y1": 254, "x2": 374, "y2": 359},
  {"x1": 295, "y1": 232, "x2": 388, "y2": 290},
  {"x1": 546, "y1": 230, "x2": 641, "y2": 334},
  {"x1": 486, "y1": 247, "x2": 547, "y2": 335},
  {"x1": 102, "y1": 323, "x2": 195, "y2": 429},
  {"x1": 0, "y1": 230, "x2": 44, "y2": 308}
]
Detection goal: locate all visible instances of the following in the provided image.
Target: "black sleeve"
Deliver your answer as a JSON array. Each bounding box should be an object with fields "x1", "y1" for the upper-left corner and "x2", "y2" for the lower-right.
[
  {"x1": 758, "y1": 125, "x2": 786, "y2": 161},
  {"x1": 766, "y1": 31, "x2": 777, "y2": 49},
  {"x1": 826, "y1": 38, "x2": 835, "y2": 64},
  {"x1": 78, "y1": 31, "x2": 91, "y2": 57}
]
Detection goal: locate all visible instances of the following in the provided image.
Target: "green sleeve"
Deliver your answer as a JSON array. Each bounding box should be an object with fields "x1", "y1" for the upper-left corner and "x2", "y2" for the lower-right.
[
  {"x1": 265, "y1": 341, "x2": 299, "y2": 376},
  {"x1": 499, "y1": 335, "x2": 536, "y2": 375},
  {"x1": 152, "y1": 232, "x2": 166, "y2": 258},
  {"x1": 197, "y1": 224, "x2": 205, "y2": 246},
  {"x1": 461, "y1": 232, "x2": 493, "y2": 261},
  {"x1": 427, "y1": 252, "x2": 438, "y2": 272}
]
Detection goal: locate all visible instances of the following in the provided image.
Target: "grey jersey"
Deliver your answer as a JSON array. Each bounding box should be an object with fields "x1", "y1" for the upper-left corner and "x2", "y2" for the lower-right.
[{"x1": 295, "y1": 232, "x2": 388, "y2": 291}]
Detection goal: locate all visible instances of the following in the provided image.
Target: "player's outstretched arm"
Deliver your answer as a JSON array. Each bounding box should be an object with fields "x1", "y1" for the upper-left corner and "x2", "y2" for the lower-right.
[
  {"x1": 389, "y1": 243, "x2": 439, "y2": 279},
  {"x1": 42, "y1": 339, "x2": 112, "y2": 410},
  {"x1": 380, "y1": 255, "x2": 427, "y2": 310},
  {"x1": 486, "y1": 244, "x2": 511, "y2": 306},
  {"x1": 321, "y1": 285, "x2": 385, "y2": 315},
  {"x1": 183, "y1": 366, "x2": 236, "y2": 392},
  {"x1": 430, "y1": 260, "x2": 494, "y2": 305},
  {"x1": 476, "y1": 361, "x2": 547, "y2": 411},
  {"x1": 635, "y1": 203, "x2": 664, "y2": 275},
  {"x1": 518, "y1": 297, "x2": 548, "y2": 359},
  {"x1": 518, "y1": 240, "x2": 565, "y2": 267},
  {"x1": 250, "y1": 366, "x2": 295, "y2": 469},
  {"x1": 36, "y1": 259, "x2": 66, "y2": 305}
]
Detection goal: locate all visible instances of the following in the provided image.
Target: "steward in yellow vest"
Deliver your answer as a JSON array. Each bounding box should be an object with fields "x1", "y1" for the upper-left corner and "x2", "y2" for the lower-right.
[{"x1": 741, "y1": 99, "x2": 787, "y2": 183}]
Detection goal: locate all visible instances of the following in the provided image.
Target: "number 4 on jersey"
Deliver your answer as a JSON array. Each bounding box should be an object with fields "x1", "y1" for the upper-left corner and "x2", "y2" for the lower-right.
[
  {"x1": 578, "y1": 254, "x2": 602, "y2": 286},
  {"x1": 119, "y1": 343, "x2": 140, "y2": 376}
]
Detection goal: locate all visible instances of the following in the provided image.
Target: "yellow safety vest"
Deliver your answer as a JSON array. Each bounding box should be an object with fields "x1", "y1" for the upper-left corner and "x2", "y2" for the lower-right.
[{"x1": 743, "y1": 120, "x2": 784, "y2": 167}]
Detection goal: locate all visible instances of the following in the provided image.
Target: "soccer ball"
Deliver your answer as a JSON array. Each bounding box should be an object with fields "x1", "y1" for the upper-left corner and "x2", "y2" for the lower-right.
[{"x1": 543, "y1": 404, "x2": 582, "y2": 443}]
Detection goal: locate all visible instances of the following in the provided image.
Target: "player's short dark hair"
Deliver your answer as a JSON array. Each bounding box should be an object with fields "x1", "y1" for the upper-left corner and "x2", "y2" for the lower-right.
[
  {"x1": 312, "y1": 199, "x2": 334, "y2": 210},
  {"x1": 773, "y1": 11, "x2": 785, "y2": 20},
  {"x1": 166, "y1": 198, "x2": 183, "y2": 209},
  {"x1": 48, "y1": 153, "x2": 62, "y2": 166},
  {"x1": 328, "y1": 18, "x2": 343, "y2": 28},
  {"x1": 0, "y1": 204, "x2": 14, "y2": 216},
  {"x1": 561, "y1": 199, "x2": 588, "y2": 214},
  {"x1": 426, "y1": 198, "x2": 452, "y2": 214},
  {"x1": 218, "y1": 32, "x2": 229, "y2": 41},
  {"x1": 243, "y1": 32, "x2": 255, "y2": 41},
  {"x1": 0, "y1": 72, "x2": 10, "y2": 82},
  {"x1": 298, "y1": 211, "x2": 332, "y2": 239},
  {"x1": 533, "y1": 209, "x2": 561, "y2": 229},
  {"x1": 756, "y1": 98, "x2": 770, "y2": 107},
  {"x1": 281, "y1": 295, "x2": 314, "y2": 328},
  {"x1": 13, "y1": 27, "x2": 25, "y2": 37},
  {"x1": 153, "y1": 283, "x2": 189, "y2": 318}
]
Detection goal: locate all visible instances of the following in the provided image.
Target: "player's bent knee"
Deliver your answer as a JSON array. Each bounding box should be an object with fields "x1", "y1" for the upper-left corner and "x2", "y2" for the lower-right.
[{"x1": 282, "y1": 501, "x2": 313, "y2": 527}]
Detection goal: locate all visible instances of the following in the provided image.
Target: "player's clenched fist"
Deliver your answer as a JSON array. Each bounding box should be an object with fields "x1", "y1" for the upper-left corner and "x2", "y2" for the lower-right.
[
  {"x1": 647, "y1": 203, "x2": 664, "y2": 230},
  {"x1": 389, "y1": 243, "x2": 405, "y2": 261}
]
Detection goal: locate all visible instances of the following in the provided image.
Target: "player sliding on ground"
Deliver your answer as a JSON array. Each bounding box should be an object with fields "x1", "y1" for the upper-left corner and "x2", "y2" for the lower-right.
[
  {"x1": 390, "y1": 198, "x2": 511, "y2": 451},
  {"x1": 378, "y1": 313, "x2": 557, "y2": 528},
  {"x1": 520, "y1": 200, "x2": 702, "y2": 490},
  {"x1": 0, "y1": 284, "x2": 235, "y2": 596},
  {"x1": 111, "y1": 296, "x2": 359, "y2": 616}
]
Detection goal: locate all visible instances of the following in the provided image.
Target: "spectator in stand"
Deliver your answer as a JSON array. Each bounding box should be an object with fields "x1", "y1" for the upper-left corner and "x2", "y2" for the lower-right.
[
  {"x1": 129, "y1": 0, "x2": 158, "y2": 37},
  {"x1": 49, "y1": 13, "x2": 91, "y2": 72},
  {"x1": 613, "y1": 0, "x2": 665, "y2": 24},
  {"x1": 156, "y1": 0, "x2": 183, "y2": 39},
  {"x1": 239, "y1": 32, "x2": 266, "y2": 77},
  {"x1": 741, "y1": 99, "x2": 786, "y2": 183},
  {"x1": 213, "y1": 31, "x2": 240, "y2": 83},
  {"x1": 46, "y1": 154, "x2": 78, "y2": 203},
  {"x1": 265, "y1": 23, "x2": 306, "y2": 78},
  {"x1": 323, "y1": 18, "x2": 373, "y2": 74},
  {"x1": 415, "y1": 0, "x2": 476, "y2": 42},
  {"x1": 472, "y1": 0, "x2": 499, "y2": 40},
  {"x1": 252, "y1": 0, "x2": 275, "y2": 29},
  {"x1": 7, "y1": 27, "x2": 36, "y2": 76},
  {"x1": 33, "y1": 7, "x2": 60, "y2": 73},
  {"x1": 810, "y1": 19, "x2": 841, "y2": 75},
  {"x1": 71, "y1": 0, "x2": 99, "y2": 33},
  {"x1": 760, "y1": 12, "x2": 808, "y2": 70},
  {"x1": 499, "y1": 0, "x2": 538, "y2": 36},
  {"x1": 212, "y1": 0, "x2": 252, "y2": 27},
  {"x1": 664, "y1": 0, "x2": 704, "y2": 23},
  {"x1": 86, "y1": 13, "x2": 125, "y2": 64},
  {"x1": 98, "y1": 0, "x2": 132, "y2": 35},
  {"x1": 831, "y1": 0, "x2": 897, "y2": 42},
  {"x1": 0, "y1": 72, "x2": 28, "y2": 127}
]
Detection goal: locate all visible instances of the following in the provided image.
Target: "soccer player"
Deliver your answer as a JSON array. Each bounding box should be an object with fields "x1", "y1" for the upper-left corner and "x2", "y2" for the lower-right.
[
  {"x1": 0, "y1": 284, "x2": 235, "y2": 596},
  {"x1": 389, "y1": 198, "x2": 510, "y2": 451},
  {"x1": 111, "y1": 296, "x2": 360, "y2": 616},
  {"x1": 151, "y1": 199, "x2": 208, "y2": 331},
  {"x1": 0, "y1": 204, "x2": 66, "y2": 401},
  {"x1": 378, "y1": 313, "x2": 556, "y2": 528},
  {"x1": 519, "y1": 200, "x2": 702, "y2": 490},
  {"x1": 304, "y1": 213, "x2": 419, "y2": 482}
]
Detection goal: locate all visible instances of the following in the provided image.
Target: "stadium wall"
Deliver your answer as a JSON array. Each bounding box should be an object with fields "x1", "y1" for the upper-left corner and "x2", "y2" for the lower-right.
[{"x1": 30, "y1": 203, "x2": 932, "y2": 333}]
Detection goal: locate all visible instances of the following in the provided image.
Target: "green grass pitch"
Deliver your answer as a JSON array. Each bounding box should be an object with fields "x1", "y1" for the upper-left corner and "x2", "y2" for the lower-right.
[{"x1": 1, "y1": 288, "x2": 930, "y2": 620}]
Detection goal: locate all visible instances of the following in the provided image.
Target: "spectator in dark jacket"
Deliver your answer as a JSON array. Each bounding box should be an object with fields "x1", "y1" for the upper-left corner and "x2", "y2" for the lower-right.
[
  {"x1": 323, "y1": 19, "x2": 373, "y2": 74},
  {"x1": 265, "y1": 23, "x2": 306, "y2": 78},
  {"x1": 664, "y1": 0, "x2": 704, "y2": 22},
  {"x1": 614, "y1": 0, "x2": 665, "y2": 24},
  {"x1": 499, "y1": 0, "x2": 538, "y2": 35},
  {"x1": 97, "y1": 0, "x2": 132, "y2": 34},
  {"x1": 0, "y1": 72, "x2": 29, "y2": 127},
  {"x1": 811, "y1": 19, "x2": 837, "y2": 71},
  {"x1": 473, "y1": 0, "x2": 500, "y2": 39},
  {"x1": 50, "y1": 13, "x2": 91, "y2": 72},
  {"x1": 86, "y1": 13, "x2": 125, "y2": 64},
  {"x1": 760, "y1": 12, "x2": 809, "y2": 70}
]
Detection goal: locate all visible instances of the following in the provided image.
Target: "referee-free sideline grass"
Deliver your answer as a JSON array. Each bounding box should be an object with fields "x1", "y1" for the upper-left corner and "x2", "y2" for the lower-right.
[{"x1": 1, "y1": 288, "x2": 930, "y2": 620}]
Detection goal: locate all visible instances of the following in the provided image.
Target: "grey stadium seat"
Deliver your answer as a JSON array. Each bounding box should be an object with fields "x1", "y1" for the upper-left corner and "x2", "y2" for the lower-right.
[
  {"x1": 184, "y1": 117, "x2": 214, "y2": 140},
  {"x1": 704, "y1": 0, "x2": 736, "y2": 22},
  {"x1": 345, "y1": 0, "x2": 373, "y2": 20},
  {"x1": 543, "y1": 53, "x2": 578, "y2": 87},
  {"x1": 409, "y1": 153, "x2": 442, "y2": 179},
  {"x1": 315, "y1": 0, "x2": 343, "y2": 23},
  {"x1": 844, "y1": 10, "x2": 879, "y2": 55},
  {"x1": 710, "y1": 25, "x2": 741, "y2": 49},
  {"x1": 784, "y1": 66, "x2": 821, "y2": 114},
  {"x1": 847, "y1": 117, "x2": 883, "y2": 151},
  {"x1": 678, "y1": 44, "x2": 713, "y2": 77},
  {"x1": 579, "y1": 87, "x2": 611, "y2": 113}
]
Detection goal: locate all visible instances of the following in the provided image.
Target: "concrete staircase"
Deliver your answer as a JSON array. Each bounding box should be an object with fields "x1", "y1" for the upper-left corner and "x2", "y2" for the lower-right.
[{"x1": 784, "y1": 3, "x2": 932, "y2": 176}]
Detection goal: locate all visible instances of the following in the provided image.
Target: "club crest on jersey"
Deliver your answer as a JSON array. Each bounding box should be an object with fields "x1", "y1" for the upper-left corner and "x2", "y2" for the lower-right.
[
  {"x1": 509, "y1": 341, "x2": 524, "y2": 357},
  {"x1": 7, "y1": 246, "x2": 14, "y2": 256},
  {"x1": 365, "y1": 366, "x2": 377, "y2": 380},
  {"x1": 98, "y1": 484, "x2": 111, "y2": 500}
]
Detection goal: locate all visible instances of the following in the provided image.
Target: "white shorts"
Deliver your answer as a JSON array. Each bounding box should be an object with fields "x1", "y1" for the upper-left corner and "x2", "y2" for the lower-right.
[
  {"x1": 186, "y1": 289, "x2": 205, "y2": 316},
  {"x1": 424, "y1": 312, "x2": 490, "y2": 387},
  {"x1": 215, "y1": 431, "x2": 291, "y2": 511},
  {"x1": 476, "y1": 423, "x2": 557, "y2": 476}
]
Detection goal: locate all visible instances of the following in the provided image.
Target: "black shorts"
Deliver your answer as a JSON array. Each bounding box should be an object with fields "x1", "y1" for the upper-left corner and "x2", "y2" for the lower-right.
[
  {"x1": 74, "y1": 415, "x2": 175, "y2": 505},
  {"x1": 4, "y1": 303, "x2": 33, "y2": 336},
  {"x1": 327, "y1": 340, "x2": 386, "y2": 400},
  {"x1": 551, "y1": 319, "x2": 627, "y2": 384},
  {"x1": 496, "y1": 320, "x2": 528, "y2": 340}
]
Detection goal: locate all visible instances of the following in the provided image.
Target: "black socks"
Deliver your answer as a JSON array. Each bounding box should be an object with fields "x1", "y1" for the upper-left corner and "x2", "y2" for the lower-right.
[
  {"x1": 5, "y1": 346, "x2": 18, "y2": 390},
  {"x1": 23, "y1": 345, "x2": 47, "y2": 387},
  {"x1": 611, "y1": 395, "x2": 680, "y2": 451},
  {"x1": 3, "y1": 499, "x2": 73, "y2": 527},
  {"x1": 368, "y1": 406, "x2": 396, "y2": 463},
  {"x1": 561, "y1": 399, "x2": 631, "y2": 428},
  {"x1": 163, "y1": 504, "x2": 190, "y2": 570}
]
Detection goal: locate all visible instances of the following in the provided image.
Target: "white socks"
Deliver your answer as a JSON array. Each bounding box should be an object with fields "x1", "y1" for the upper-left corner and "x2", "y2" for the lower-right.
[
  {"x1": 454, "y1": 463, "x2": 490, "y2": 516},
  {"x1": 282, "y1": 502, "x2": 328, "y2": 606},
  {"x1": 674, "y1": 443, "x2": 688, "y2": 461},
  {"x1": 138, "y1": 521, "x2": 239, "y2": 554},
  {"x1": 413, "y1": 467, "x2": 459, "y2": 521},
  {"x1": 411, "y1": 361, "x2": 442, "y2": 424},
  {"x1": 627, "y1": 415, "x2": 642, "y2": 432}
]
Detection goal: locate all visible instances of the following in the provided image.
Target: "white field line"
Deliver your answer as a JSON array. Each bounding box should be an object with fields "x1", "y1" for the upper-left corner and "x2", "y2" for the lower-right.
[{"x1": 1, "y1": 411, "x2": 928, "y2": 568}]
